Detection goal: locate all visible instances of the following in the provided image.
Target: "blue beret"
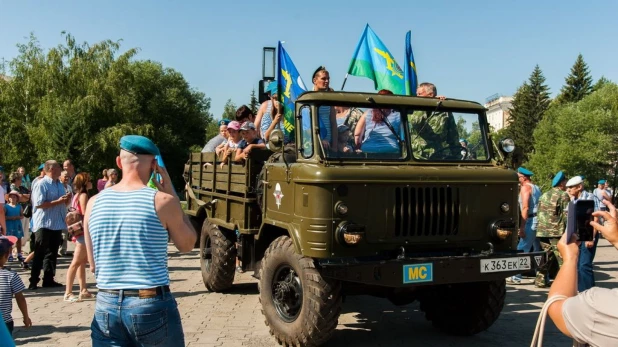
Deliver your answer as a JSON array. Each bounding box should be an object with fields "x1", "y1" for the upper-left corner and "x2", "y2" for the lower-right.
[
  {"x1": 219, "y1": 119, "x2": 231, "y2": 126},
  {"x1": 266, "y1": 80, "x2": 278, "y2": 95},
  {"x1": 119, "y1": 135, "x2": 160, "y2": 156},
  {"x1": 552, "y1": 171, "x2": 565, "y2": 187},
  {"x1": 517, "y1": 167, "x2": 534, "y2": 177},
  {"x1": 599, "y1": 179, "x2": 607, "y2": 185},
  {"x1": 38, "y1": 163, "x2": 45, "y2": 171},
  {"x1": 459, "y1": 138, "x2": 467, "y2": 143}
]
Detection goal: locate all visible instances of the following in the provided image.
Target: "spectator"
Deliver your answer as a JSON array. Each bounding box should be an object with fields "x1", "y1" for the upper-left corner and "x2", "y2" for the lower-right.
[
  {"x1": 62, "y1": 159, "x2": 77, "y2": 188},
  {"x1": 593, "y1": 179, "x2": 611, "y2": 213},
  {"x1": 3, "y1": 191, "x2": 24, "y2": 263},
  {"x1": 0, "y1": 168, "x2": 6, "y2": 237},
  {"x1": 64, "y1": 173, "x2": 94, "y2": 302},
  {"x1": 534, "y1": 171, "x2": 570, "y2": 288},
  {"x1": 0, "y1": 235, "x2": 32, "y2": 338},
  {"x1": 565, "y1": 176, "x2": 599, "y2": 292},
  {"x1": 16, "y1": 167, "x2": 30, "y2": 191},
  {"x1": 29, "y1": 160, "x2": 69, "y2": 290},
  {"x1": 254, "y1": 82, "x2": 284, "y2": 141},
  {"x1": 96, "y1": 169, "x2": 108, "y2": 192},
  {"x1": 202, "y1": 120, "x2": 230, "y2": 153},
  {"x1": 104, "y1": 169, "x2": 118, "y2": 189},
  {"x1": 354, "y1": 89, "x2": 402, "y2": 154},
  {"x1": 22, "y1": 163, "x2": 46, "y2": 269},
  {"x1": 9, "y1": 172, "x2": 31, "y2": 255},
  {"x1": 546, "y1": 199, "x2": 618, "y2": 346},
  {"x1": 59, "y1": 170, "x2": 72, "y2": 257},
  {"x1": 507, "y1": 167, "x2": 542, "y2": 284},
  {"x1": 84, "y1": 135, "x2": 196, "y2": 346},
  {"x1": 0, "y1": 167, "x2": 8, "y2": 195},
  {"x1": 216, "y1": 121, "x2": 243, "y2": 168}
]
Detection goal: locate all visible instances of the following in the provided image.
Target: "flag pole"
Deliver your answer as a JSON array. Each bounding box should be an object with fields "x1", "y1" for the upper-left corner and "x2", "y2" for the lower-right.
[{"x1": 340, "y1": 73, "x2": 349, "y2": 91}]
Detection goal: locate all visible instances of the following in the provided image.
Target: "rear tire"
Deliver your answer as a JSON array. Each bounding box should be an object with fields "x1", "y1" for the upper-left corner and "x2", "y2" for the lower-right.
[
  {"x1": 419, "y1": 280, "x2": 506, "y2": 336},
  {"x1": 259, "y1": 236, "x2": 342, "y2": 346},
  {"x1": 200, "y1": 221, "x2": 236, "y2": 292}
]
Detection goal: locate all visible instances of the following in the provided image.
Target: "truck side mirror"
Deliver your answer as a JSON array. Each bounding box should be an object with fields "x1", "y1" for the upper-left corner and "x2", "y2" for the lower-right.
[{"x1": 268, "y1": 129, "x2": 284, "y2": 152}]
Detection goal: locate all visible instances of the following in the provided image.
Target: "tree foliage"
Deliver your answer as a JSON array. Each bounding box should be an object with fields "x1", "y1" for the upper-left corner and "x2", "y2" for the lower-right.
[
  {"x1": 249, "y1": 88, "x2": 259, "y2": 114},
  {"x1": 0, "y1": 33, "x2": 213, "y2": 189},
  {"x1": 593, "y1": 76, "x2": 611, "y2": 93},
  {"x1": 556, "y1": 54, "x2": 593, "y2": 104},
  {"x1": 221, "y1": 99, "x2": 236, "y2": 120},
  {"x1": 527, "y1": 83, "x2": 618, "y2": 190},
  {"x1": 505, "y1": 65, "x2": 551, "y2": 164}
]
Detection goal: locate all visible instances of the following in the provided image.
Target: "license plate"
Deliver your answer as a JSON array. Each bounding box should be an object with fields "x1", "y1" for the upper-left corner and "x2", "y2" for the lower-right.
[{"x1": 480, "y1": 257, "x2": 530, "y2": 273}]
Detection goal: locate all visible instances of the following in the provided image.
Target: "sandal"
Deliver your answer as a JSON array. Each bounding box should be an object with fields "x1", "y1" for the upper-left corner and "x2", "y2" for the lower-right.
[
  {"x1": 79, "y1": 291, "x2": 96, "y2": 300},
  {"x1": 64, "y1": 293, "x2": 81, "y2": 303}
]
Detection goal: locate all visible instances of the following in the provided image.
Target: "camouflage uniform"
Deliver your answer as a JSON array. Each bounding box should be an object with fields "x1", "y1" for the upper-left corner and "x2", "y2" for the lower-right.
[
  {"x1": 534, "y1": 187, "x2": 570, "y2": 287},
  {"x1": 344, "y1": 107, "x2": 364, "y2": 147},
  {"x1": 409, "y1": 111, "x2": 460, "y2": 160}
]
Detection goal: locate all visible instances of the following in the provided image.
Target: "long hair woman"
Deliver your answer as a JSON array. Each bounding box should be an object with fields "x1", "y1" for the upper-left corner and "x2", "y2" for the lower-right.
[{"x1": 64, "y1": 172, "x2": 95, "y2": 302}]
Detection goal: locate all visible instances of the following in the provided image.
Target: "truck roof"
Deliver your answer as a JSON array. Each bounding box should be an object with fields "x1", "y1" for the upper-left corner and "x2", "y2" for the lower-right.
[{"x1": 296, "y1": 91, "x2": 486, "y2": 111}]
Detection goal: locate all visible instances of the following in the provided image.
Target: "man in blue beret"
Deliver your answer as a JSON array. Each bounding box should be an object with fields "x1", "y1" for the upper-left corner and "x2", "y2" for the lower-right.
[
  {"x1": 594, "y1": 179, "x2": 611, "y2": 212},
  {"x1": 534, "y1": 170, "x2": 570, "y2": 287},
  {"x1": 84, "y1": 134, "x2": 195, "y2": 346},
  {"x1": 202, "y1": 120, "x2": 230, "y2": 153},
  {"x1": 508, "y1": 167, "x2": 542, "y2": 284}
]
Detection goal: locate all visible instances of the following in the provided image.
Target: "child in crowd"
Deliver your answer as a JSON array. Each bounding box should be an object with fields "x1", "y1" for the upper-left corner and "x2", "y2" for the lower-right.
[
  {"x1": 217, "y1": 121, "x2": 243, "y2": 168},
  {"x1": 234, "y1": 122, "x2": 265, "y2": 163},
  {"x1": 3, "y1": 191, "x2": 24, "y2": 264},
  {"x1": 0, "y1": 235, "x2": 32, "y2": 337},
  {"x1": 337, "y1": 125, "x2": 354, "y2": 153}
]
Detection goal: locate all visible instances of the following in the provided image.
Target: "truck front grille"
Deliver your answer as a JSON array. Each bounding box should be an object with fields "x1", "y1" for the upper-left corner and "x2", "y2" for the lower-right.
[{"x1": 394, "y1": 187, "x2": 460, "y2": 237}]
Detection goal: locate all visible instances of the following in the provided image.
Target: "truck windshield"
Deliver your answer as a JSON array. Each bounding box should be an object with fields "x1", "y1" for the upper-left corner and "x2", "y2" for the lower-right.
[{"x1": 311, "y1": 105, "x2": 489, "y2": 162}]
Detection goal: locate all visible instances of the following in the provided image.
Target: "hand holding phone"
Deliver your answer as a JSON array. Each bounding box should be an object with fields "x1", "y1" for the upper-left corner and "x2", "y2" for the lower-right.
[{"x1": 566, "y1": 200, "x2": 595, "y2": 243}]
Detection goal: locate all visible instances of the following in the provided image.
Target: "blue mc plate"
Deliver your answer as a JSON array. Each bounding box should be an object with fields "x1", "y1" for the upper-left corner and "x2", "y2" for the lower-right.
[{"x1": 403, "y1": 263, "x2": 433, "y2": 284}]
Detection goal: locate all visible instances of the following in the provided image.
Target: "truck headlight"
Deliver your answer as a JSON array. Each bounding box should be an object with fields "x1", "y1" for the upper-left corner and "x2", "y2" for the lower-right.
[
  {"x1": 489, "y1": 220, "x2": 515, "y2": 242},
  {"x1": 336, "y1": 221, "x2": 365, "y2": 245},
  {"x1": 500, "y1": 138, "x2": 515, "y2": 153}
]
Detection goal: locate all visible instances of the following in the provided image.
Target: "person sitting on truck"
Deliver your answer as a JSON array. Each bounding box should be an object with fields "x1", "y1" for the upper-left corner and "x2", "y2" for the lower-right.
[
  {"x1": 353, "y1": 89, "x2": 402, "y2": 154},
  {"x1": 233, "y1": 122, "x2": 266, "y2": 163},
  {"x1": 216, "y1": 121, "x2": 243, "y2": 168},
  {"x1": 235, "y1": 105, "x2": 256, "y2": 124},
  {"x1": 312, "y1": 66, "x2": 337, "y2": 151},
  {"x1": 409, "y1": 82, "x2": 460, "y2": 160},
  {"x1": 255, "y1": 81, "x2": 284, "y2": 141},
  {"x1": 201, "y1": 120, "x2": 230, "y2": 153}
]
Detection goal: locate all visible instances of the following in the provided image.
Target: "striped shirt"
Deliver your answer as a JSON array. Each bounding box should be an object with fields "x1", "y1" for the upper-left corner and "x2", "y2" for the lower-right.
[
  {"x1": 88, "y1": 187, "x2": 169, "y2": 289},
  {"x1": 0, "y1": 268, "x2": 25, "y2": 323},
  {"x1": 318, "y1": 106, "x2": 332, "y2": 142},
  {"x1": 31, "y1": 176, "x2": 68, "y2": 231}
]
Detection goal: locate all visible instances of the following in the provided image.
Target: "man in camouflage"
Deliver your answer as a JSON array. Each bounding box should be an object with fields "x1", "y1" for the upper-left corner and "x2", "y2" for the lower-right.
[
  {"x1": 409, "y1": 83, "x2": 460, "y2": 160},
  {"x1": 534, "y1": 170, "x2": 570, "y2": 288}
]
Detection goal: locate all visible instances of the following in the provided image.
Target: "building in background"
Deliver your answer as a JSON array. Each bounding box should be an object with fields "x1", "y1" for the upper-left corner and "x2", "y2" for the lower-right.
[{"x1": 484, "y1": 94, "x2": 513, "y2": 131}]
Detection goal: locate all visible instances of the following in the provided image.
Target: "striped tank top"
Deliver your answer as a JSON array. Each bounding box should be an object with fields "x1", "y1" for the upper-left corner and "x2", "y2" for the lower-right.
[
  {"x1": 88, "y1": 187, "x2": 169, "y2": 289},
  {"x1": 318, "y1": 106, "x2": 332, "y2": 142},
  {"x1": 259, "y1": 101, "x2": 280, "y2": 139}
]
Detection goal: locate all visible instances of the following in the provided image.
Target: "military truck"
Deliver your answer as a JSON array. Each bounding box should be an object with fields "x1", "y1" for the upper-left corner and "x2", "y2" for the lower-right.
[{"x1": 183, "y1": 91, "x2": 545, "y2": 346}]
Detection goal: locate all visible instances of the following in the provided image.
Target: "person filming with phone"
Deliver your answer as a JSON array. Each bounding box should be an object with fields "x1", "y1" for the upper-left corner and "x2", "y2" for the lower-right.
[{"x1": 545, "y1": 198, "x2": 618, "y2": 346}]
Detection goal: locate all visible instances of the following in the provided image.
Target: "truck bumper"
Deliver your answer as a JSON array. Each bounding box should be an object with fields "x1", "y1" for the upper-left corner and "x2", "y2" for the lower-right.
[{"x1": 318, "y1": 251, "x2": 547, "y2": 287}]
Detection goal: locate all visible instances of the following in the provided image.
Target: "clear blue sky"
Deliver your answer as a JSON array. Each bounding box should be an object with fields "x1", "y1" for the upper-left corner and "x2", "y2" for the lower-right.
[{"x1": 1, "y1": 0, "x2": 617, "y2": 119}]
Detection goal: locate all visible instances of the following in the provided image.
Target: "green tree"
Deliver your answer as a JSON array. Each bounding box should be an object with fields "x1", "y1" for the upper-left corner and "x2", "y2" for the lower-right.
[
  {"x1": 527, "y1": 83, "x2": 618, "y2": 190},
  {"x1": 0, "y1": 33, "x2": 213, "y2": 189},
  {"x1": 249, "y1": 88, "x2": 259, "y2": 114},
  {"x1": 221, "y1": 99, "x2": 236, "y2": 120},
  {"x1": 593, "y1": 76, "x2": 611, "y2": 93},
  {"x1": 556, "y1": 54, "x2": 593, "y2": 104},
  {"x1": 504, "y1": 65, "x2": 551, "y2": 164}
]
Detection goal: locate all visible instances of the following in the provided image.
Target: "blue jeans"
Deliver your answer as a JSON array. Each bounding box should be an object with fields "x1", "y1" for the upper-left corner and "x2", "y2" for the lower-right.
[
  {"x1": 91, "y1": 290, "x2": 185, "y2": 347},
  {"x1": 578, "y1": 233, "x2": 600, "y2": 292},
  {"x1": 513, "y1": 220, "x2": 540, "y2": 280}
]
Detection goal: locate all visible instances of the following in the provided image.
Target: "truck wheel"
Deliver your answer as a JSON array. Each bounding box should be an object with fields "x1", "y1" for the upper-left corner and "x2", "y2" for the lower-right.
[
  {"x1": 200, "y1": 221, "x2": 236, "y2": 292},
  {"x1": 419, "y1": 280, "x2": 505, "y2": 336},
  {"x1": 259, "y1": 236, "x2": 342, "y2": 346}
]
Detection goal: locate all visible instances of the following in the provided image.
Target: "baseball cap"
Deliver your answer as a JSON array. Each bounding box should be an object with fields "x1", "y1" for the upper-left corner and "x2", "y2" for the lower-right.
[
  {"x1": 240, "y1": 121, "x2": 256, "y2": 131},
  {"x1": 119, "y1": 135, "x2": 160, "y2": 156},
  {"x1": 566, "y1": 176, "x2": 583, "y2": 187},
  {"x1": 227, "y1": 121, "x2": 241, "y2": 131},
  {"x1": 0, "y1": 236, "x2": 18, "y2": 256}
]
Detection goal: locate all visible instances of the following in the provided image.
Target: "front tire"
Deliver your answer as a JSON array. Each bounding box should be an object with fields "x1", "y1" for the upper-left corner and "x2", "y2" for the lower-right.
[
  {"x1": 200, "y1": 221, "x2": 236, "y2": 292},
  {"x1": 259, "y1": 236, "x2": 342, "y2": 346},
  {"x1": 419, "y1": 280, "x2": 506, "y2": 336}
]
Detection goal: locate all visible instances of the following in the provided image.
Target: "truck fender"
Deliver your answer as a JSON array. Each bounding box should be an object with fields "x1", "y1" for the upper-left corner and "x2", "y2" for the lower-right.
[{"x1": 257, "y1": 219, "x2": 303, "y2": 255}]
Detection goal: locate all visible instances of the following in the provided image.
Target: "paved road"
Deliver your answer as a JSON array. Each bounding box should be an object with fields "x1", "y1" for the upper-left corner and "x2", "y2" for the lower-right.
[{"x1": 10, "y1": 239, "x2": 618, "y2": 346}]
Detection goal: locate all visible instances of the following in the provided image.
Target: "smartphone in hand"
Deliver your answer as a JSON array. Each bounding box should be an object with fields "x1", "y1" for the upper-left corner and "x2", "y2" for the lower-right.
[{"x1": 566, "y1": 200, "x2": 595, "y2": 242}]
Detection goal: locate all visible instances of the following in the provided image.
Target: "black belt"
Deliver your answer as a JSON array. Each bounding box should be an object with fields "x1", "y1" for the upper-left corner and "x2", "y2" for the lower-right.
[{"x1": 99, "y1": 285, "x2": 170, "y2": 298}]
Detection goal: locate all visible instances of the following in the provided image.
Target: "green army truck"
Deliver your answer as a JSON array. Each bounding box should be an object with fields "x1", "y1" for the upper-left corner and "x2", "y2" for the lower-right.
[{"x1": 183, "y1": 91, "x2": 545, "y2": 347}]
